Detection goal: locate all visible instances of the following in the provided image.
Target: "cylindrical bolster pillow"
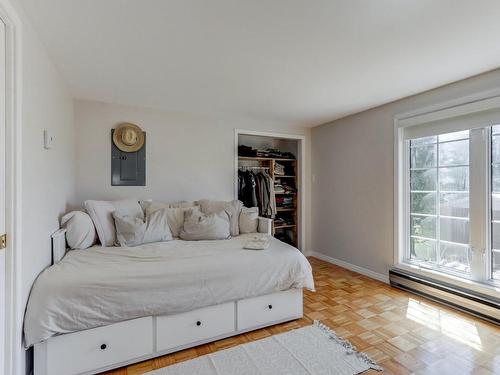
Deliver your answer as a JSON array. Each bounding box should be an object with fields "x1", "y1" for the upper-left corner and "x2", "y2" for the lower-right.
[{"x1": 61, "y1": 211, "x2": 97, "y2": 250}]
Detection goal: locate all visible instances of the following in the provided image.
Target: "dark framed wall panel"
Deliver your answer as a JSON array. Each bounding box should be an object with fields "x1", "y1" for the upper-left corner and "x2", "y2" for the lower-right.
[{"x1": 111, "y1": 130, "x2": 146, "y2": 186}]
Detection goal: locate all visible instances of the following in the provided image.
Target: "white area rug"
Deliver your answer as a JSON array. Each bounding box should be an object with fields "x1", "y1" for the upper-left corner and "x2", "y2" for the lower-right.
[{"x1": 146, "y1": 321, "x2": 382, "y2": 375}]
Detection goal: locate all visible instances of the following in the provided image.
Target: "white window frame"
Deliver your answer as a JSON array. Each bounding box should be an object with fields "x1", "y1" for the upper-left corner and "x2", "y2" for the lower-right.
[
  {"x1": 406, "y1": 132, "x2": 476, "y2": 278},
  {"x1": 394, "y1": 93, "x2": 500, "y2": 299}
]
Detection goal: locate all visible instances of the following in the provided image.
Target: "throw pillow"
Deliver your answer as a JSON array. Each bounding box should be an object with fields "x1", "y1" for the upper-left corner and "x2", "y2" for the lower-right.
[
  {"x1": 113, "y1": 208, "x2": 173, "y2": 247},
  {"x1": 141, "y1": 201, "x2": 200, "y2": 237},
  {"x1": 196, "y1": 199, "x2": 243, "y2": 236},
  {"x1": 239, "y1": 207, "x2": 259, "y2": 234},
  {"x1": 84, "y1": 199, "x2": 144, "y2": 246},
  {"x1": 179, "y1": 208, "x2": 230, "y2": 240}
]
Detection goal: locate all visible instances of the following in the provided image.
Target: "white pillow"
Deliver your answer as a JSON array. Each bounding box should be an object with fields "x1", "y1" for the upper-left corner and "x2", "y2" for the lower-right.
[
  {"x1": 60, "y1": 211, "x2": 97, "y2": 249},
  {"x1": 164, "y1": 206, "x2": 200, "y2": 237},
  {"x1": 113, "y1": 208, "x2": 173, "y2": 247},
  {"x1": 84, "y1": 199, "x2": 144, "y2": 246},
  {"x1": 169, "y1": 201, "x2": 196, "y2": 208},
  {"x1": 197, "y1": 199, "x2": 243, "y2": 236},
  {"x1": 239, "y1": 207, "x2": 259, "y2": 234},
  {"x1": 141, "y1": 201, "x2": 200, "y2": 237},
  {"x1": 179, "y1": 208, "x2": 230, "y2": 241}
]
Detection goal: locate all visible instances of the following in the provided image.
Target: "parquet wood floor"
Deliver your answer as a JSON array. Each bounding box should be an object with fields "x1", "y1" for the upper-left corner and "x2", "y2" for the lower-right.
[{"x1": 103, "y1": 257, "x2": 500, "y2": 374}]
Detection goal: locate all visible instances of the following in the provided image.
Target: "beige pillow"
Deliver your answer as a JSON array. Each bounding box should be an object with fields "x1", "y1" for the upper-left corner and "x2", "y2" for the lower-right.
[
  {"x1": 239, "y1": 207, "x2": 259, "y2": 234},
  {"x1": 139, "y1": 200, "x2": 196, "y2": 212},
  {"x1": 141, "y1": 201, "x2": 200, "y2": 237},
  {"x1": 84, "y1": 199, "x2": 144, "y2": 246},
  {"x1": 60, "y1": 211, "x2": 97, "y2": 249},
  {"x1": 140, "y1": 200, "x2": 168, "y2": 214},
  {"x1": 113, "y1": 208, "x2": 173, "y2": 247},
  {"x1": 179, "y1": 208, "x2": 230, "y2": 241},
  {"x1": 197, "y1": 199, "x2": 243, "y2": 236}
]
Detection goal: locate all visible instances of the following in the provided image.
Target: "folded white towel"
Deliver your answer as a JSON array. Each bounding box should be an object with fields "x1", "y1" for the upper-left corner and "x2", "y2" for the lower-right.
[{"x1": 244, "y1": 235, "x2": 271, "y2": 250}]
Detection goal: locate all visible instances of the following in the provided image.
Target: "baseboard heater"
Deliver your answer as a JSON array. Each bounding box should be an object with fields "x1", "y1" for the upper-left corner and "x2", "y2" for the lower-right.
[{"x1": 389, "y1": 268, "x2": 500, "y2": 325}]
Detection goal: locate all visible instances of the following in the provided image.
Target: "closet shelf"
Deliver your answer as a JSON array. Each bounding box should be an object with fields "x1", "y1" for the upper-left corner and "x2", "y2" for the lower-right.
[
  {"x1": 238, "y1": 156, "x2": 296, "y2": 162},
  {"x1": 276, "y1": 208, "x2": 295, "y2": 212},
  {"x1": 274, "y1": 175, "x2": 295, "y2": 178},
  {"x1": 275, "y1": 192, "x2": 296, "y2": 195},
  {"x1": 274, "y1": 224, "x2": 296, "y2": 229}
]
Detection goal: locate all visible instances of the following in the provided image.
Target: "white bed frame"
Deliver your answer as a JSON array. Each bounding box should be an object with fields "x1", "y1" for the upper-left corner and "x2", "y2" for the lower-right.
[{"x1": 34, "y1": 218, "x2": 304, "y2": 375}]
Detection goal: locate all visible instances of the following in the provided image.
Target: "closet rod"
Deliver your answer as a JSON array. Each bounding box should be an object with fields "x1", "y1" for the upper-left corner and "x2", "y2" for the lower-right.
[{"x1": 238, "y1": 166, "x2": 270, "y2": 171}]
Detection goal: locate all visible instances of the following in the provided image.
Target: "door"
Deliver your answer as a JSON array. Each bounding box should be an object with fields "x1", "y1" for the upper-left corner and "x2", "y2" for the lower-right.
[{"x1": 0, "y1": 18, "x2": 6, "y2": 375}]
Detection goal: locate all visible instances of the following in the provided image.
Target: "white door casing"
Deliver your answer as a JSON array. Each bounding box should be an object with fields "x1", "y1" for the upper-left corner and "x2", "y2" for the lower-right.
[
  {"x1": 0, "y1": 18, "x2": 6, "y2": 375},
  {"x1": 233, "y1": 129, "x2": 306, "y2": 252},
  {"x1": 0, "y1": 2, "x2": 22, "y2": 373}
]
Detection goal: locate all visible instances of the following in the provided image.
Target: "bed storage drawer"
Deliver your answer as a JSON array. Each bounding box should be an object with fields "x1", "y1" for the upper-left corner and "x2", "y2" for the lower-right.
[
  {"x1": 36, "y1": 316, "x2": 153, "y2": 375},
  {"x1": 237, "y1": 289, "x2": 303, "y2": 331},
  {"x1": 156, "y1": 302, "x2": 235, "y2": 351}
]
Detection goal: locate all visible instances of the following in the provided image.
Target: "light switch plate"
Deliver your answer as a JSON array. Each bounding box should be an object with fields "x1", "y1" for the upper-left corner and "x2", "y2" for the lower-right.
[{"x1": 43, "y1": 129, "x2": 54, "y2": 149}]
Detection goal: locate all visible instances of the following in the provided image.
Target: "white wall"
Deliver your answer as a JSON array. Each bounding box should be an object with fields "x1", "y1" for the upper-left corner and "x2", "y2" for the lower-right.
[
  {"x1": 8, "y1": 1, "x2": 76, "y2": 373},
  {"x1": 20, "y1": 11, "x2": 75, "y2": 299},
  {"x1": 74, "y1": 100, "x2": 311, "y2": 250},
  {"x1": 311, "y1": 68, "x2": 500, "y2": 278}
]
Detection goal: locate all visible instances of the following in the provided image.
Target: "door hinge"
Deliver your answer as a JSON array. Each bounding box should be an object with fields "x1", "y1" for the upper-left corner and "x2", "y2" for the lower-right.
[{"x1": 0, "y1": 234, "x2": 6, "y2": 250}]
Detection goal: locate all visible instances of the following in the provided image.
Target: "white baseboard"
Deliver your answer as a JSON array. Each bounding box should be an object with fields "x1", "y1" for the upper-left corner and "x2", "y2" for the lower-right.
[{"x1": 308, "y1": 251, "x2": 389, "y2": 284}]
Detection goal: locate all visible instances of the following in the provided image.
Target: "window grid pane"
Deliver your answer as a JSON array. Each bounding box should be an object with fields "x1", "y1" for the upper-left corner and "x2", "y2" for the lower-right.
[
  {"x1": 492, "y1": 131, "x2": 500, "y2": 281},
  {"x1": 493, "y1": 249, "x2": 500, "y2": 281},
  {"x1": 409, "y1": 130, "x2": 471, "y2": 274}
]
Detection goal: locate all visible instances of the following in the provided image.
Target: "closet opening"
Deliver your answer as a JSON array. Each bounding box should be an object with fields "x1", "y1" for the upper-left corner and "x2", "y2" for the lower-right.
[{"x1": 234, "y1": 130, "x2": 304, "y2": 251}]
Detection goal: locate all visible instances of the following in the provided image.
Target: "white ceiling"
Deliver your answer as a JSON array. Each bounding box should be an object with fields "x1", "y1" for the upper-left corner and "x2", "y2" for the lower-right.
[{"x1": 19, "y1": 0, "x2": 500, "y2": 126}]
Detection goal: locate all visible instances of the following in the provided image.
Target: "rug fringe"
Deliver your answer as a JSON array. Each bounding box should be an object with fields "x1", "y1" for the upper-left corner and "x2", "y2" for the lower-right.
[{"x1": 313, "y1": 320, "x2": 383, "y2": 372}]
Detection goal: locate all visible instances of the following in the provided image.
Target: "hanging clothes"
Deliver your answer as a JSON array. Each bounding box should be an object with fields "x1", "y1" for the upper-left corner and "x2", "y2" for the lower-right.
[
  {"x1": 270, "y1": 185, "x2": 276, "y2": 216},
  {"x1": 238, "y1": 170, "x2": 258, "y2": 208},
  {"x1": 238, "y1": 169, "x2": 276, "y2": 218}
]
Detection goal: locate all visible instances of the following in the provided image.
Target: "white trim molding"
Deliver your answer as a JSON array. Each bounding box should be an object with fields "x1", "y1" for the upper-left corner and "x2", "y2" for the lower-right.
[
  {"x1": 393, "y1": 262, "x2": 500, "y2": 301},
  {"x1": 234, "y1": 129, "x2": 306, "y2": 252},
  {"x1": 0, "y1": 1, "x2": 23, "y2": 374},
  {"x1": 308, "y1": 251, "x2": 389, "y2": 284}
]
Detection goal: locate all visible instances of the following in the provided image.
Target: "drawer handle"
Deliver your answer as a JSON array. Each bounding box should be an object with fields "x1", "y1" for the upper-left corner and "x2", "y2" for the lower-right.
[
  {"x1": 268, "y1": 304, "x2": 273, "y2": 310},
  {"x1": 100, "y1": 344, "x2": 107, "y2": 350},
  {"x1": 196, "y1": 320, "x2": 202, "y2": 326}
]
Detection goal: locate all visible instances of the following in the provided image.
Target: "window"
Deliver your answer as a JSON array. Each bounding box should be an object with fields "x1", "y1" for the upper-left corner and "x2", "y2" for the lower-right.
[
  {"x1": 409, "y1": 131, "x2": 471, "y2": 275},
  {"x1": 396, "y1": 96, "x2": 500, "y2": 287},
  {"x1": 491, "y1": 126, "x2": 500, "y2": 281}
]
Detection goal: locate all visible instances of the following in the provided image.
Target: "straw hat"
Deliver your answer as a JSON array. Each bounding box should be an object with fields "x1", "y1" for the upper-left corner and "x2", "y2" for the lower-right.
[{"x1": 113, "y1": 123, "x2": 145, "y2": 152}]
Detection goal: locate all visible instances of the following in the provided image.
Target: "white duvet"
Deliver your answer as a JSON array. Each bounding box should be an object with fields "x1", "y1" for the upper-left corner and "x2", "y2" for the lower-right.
[{"x1": 23, "y1": 234, "x2": 314, "y2": 347}]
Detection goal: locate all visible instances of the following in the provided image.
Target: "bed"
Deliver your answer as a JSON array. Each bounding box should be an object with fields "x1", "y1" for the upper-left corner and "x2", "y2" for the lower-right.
[{"x1": 25, "y1": 221, "x2": 314, "y2": 375}]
